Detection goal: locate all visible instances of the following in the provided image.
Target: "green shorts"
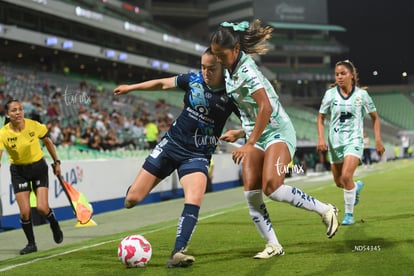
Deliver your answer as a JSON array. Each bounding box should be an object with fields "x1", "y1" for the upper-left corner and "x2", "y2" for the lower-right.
[
  {"x1": 253, "y1": 122, "x2": 297, "y2": 158},
  {"x1": 328, "y1": 143, "x2": 363, "y2": 163}
]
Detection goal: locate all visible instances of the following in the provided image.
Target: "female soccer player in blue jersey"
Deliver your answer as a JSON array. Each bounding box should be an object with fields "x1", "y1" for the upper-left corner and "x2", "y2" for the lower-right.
[
  {"x1": 317, "y1": 60, "x2": 385, "y2": 225},
  {"x1": 113, "y1": 48, "x2": 240, "y2": 268},
  {"x1": 0, "y1": 99, "x2": 64, "y2": 255},
  {"x1": 210, "y1": 19, "x2": 339, "y2": 259}
]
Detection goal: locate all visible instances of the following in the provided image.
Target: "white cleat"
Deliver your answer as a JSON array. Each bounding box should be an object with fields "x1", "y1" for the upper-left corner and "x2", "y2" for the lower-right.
[
  {"x1": 253, "y1": 243, "x2": 285, "y2": 259},
  {"x1": 322, "y1": 204, "x2": 339, "y2": 238}
]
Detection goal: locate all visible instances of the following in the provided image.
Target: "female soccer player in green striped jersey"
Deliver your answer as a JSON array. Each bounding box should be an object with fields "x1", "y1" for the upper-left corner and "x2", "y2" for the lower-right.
[
  {"x1": 317, "y1": 60, "x2": 385, "y2": 225},
  {"x1": 211, "y1": 20, "x2": 340, "y2": 259}
]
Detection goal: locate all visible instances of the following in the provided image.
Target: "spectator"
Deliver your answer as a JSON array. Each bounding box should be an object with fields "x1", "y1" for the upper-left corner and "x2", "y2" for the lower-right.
[
  {"x1": 46, "y1": 102, "x2": 61, "y2": 120},
  {"x1": 144, "y1": 117, "x2": 159, "y2": 149},
  {"x1": 363, "y1": 132, "x2": 372, "y2": 167},
  {"x1": 48, "y1": 120, "x2": 63, "y2": 146},
  {"x1": 401, "y1": 133, "x2": 410, "y2": 158}
]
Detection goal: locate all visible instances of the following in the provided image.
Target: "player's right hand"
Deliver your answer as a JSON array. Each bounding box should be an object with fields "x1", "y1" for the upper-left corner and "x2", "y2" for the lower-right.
[
  {"x1": 316, "y1": 138, "x2": 328, "y2": 152},
  {"x1": 113, "y1": 85, "x2": 129, "y2": 95}
]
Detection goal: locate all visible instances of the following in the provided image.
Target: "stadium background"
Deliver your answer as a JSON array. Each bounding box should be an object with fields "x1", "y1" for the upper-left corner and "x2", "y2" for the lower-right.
[{"x1": 0, "y1": 0, "x2": 413, "y2": 229}]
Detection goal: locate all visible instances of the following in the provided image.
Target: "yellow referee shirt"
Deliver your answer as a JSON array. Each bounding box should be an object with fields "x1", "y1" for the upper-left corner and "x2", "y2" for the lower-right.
[{"x1": 0, "y1": 118, "x2": 47, "y2": 164}]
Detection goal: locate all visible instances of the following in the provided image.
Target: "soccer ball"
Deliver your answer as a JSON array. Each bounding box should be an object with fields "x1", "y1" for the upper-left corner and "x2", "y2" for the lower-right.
[{"x1": 118, "y1": 235, "x2": 152, "y2": 268}]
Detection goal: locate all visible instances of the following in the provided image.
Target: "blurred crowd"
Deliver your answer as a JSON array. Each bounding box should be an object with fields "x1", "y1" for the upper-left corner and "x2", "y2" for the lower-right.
[{"x1": 0, "y1": 66, "x2": 175, "y2": 152}]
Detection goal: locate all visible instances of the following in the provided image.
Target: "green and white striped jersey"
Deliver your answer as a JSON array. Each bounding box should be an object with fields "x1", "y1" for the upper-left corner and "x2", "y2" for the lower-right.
[
  {"x1": 319, "y1": 86, "x2": 376, "y2": 148},
  {"x1": 224, "y1": 52, "x2": 292, "y2": 138}
]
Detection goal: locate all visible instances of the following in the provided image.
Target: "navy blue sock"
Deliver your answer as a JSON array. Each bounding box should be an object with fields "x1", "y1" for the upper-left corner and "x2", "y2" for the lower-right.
[{"x1": 173, "y1": 203, "x2": 200, "y2": 253}]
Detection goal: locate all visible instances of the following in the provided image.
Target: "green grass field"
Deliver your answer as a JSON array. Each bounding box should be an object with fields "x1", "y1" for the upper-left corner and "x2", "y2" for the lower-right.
[{"x1": 0, "y1": 159, "x2": 413, "y2": 275}]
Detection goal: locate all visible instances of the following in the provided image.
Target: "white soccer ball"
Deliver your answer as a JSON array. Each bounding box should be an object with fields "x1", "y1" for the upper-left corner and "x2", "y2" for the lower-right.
[{"x1": 118, "y1": 235, "x2": 152, "y2": 268}]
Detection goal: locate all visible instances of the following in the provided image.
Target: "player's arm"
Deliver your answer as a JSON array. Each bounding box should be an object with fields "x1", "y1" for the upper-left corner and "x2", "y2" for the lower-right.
[
  {"x1": 369, "y1": 111, "x2": 385, "y2": 156},
  {"x1": 42, "y1": 135, "x2": 61, "y2": 176},
  {"x1": 316, "y1": 113, "x2": 328, "y2": 152},
  {"x1": 220, "y1": 129, "x2": 245, "y2": 142},
  {"x1": 113, "y1": 77, "x2": 176, "y2": 95},
  {"x1": 247, "y1": 88, "x2": 272, "y2": 146},
  {"x1": 230, "y1": 89, "x2": 272, "y2": 165},
  {"x1": 0, "y1": 149, "x2": 3, "y2": 168}
]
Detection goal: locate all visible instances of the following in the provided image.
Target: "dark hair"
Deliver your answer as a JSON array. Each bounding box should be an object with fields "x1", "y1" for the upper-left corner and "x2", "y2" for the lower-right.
[
  {"x1": 203, "y1": 46, "x2": 213, "y2": 55},
  {"x1": 4, "y1": 99, "x2": 20, "y2": 125},
  {"x1": 210, "y1": 19, "x2": 273, "y2": 55},
  {"x1": 332, "y1": 60, "x2": 364, "y2": 88}
]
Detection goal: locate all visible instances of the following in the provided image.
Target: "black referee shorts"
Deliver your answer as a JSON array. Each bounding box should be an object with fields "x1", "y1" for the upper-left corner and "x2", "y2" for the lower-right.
[{"x1": 10, "y1": 158, "x2": 49, "y2": 193}]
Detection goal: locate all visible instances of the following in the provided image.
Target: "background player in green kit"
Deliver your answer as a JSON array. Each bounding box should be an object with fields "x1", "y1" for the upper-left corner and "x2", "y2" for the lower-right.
[
  {"x1": 211, "y1": 19, "x2": 340, "y2": 258},
  {"x1": 317, "y1": 60, "x2": 385, "y2": 225}
]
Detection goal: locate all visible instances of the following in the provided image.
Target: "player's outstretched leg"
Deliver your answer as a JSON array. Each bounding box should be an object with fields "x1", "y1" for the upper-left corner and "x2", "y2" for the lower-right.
[
  {"x1": 167, "y1": 204, "x2": 198, "y2": 268},
  {"x1": 269, "y1": 185, "x2": 339, "y2": 238}
]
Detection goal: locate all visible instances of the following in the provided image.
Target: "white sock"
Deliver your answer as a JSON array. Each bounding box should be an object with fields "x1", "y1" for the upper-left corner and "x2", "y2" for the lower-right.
[
  {"x1": 244, "y1": 190, "x2": 280, "y2": 246},
  {"x1": 269, "y1": 184, "x2": 330, "y2": 215},
  {"x1": 343, "y1": 186, "x2": 356, "y2": 214}
]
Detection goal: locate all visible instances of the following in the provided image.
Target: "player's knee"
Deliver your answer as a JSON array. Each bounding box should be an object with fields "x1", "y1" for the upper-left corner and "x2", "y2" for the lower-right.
[
  {"x1": 20, "y1": 214, "x2": 30, "y2": 221},
  {"x1": 341, "y1": 175, "x2": 352, "y2": 184},
  {"x1": 124, "y1": 194, "x2": 143, "y2": 208},
  {"x1": 36, "y1": 203, "x2": 49, "y2": 215},
  {"x1": 263, "y1": 178, "x2": 283, "y2": 196},
  {"x1": 124, "y1": 199, "x2": 135, "y2": 209}
]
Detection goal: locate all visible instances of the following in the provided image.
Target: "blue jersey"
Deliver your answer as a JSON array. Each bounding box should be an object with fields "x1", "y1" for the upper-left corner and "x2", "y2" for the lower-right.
[{"x1": 167, "y1": 71, "x2": 239, "y2": 154}]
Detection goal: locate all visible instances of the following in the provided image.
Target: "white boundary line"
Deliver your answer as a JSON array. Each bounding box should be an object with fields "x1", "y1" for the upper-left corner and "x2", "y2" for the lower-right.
[{"x1": 0, "y1": 209, "x2": 232, "y2": 272}]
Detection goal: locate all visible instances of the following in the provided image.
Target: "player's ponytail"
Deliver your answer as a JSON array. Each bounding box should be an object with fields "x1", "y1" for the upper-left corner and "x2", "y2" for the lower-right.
[{"x1": 210, "y1": 19, "x2": 273, "y2": 55}]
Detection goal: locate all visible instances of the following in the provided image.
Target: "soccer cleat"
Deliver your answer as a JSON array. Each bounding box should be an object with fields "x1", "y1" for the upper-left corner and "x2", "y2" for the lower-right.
[
  {"x1": 20, "y1": 243, "x2": 37, "y2": 255},
  {"x1": 253, "y1": 243, "x2": 285, "y2": 259},
  {"x1": 166, "y1": 250, "x2": 195, "y2": 268},
  {"x1": 354, "y1": 181, "x2": 364, "y2": 206},
  {"x1": 341, "y1": 213, "x2": 355, "y2": 225},
  {"x1": 50, "y1": 222, "x2": 63, "y2": 244},
  {"x1": 322, "y1": 204, "x2": 339, "y2": 238}
]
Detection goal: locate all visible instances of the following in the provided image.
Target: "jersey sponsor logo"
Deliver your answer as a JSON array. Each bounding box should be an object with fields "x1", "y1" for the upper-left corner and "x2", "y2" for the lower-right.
[
  {"x1": 339, "y1": 112, "x2": 353, "y2": 122},
  {"x1": 193, "y1": 128, "x2": 221, "y2": 149}
]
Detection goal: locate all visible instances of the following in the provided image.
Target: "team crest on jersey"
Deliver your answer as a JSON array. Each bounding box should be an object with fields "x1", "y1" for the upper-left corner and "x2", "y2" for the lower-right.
[
  {"x1": 354, "y1": 96, "x2": 361, "y2": 106},
  {"x1": 29, "y1": 131, "x2": 35, "y2": 137}
]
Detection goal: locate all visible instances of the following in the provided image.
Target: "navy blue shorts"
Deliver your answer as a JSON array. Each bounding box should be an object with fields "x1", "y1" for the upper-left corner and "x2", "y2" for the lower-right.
[
  {"x1": 143, "y1": 136, "x2": 211, "y2": 180},
  {"x1": 10, "y1": 158, "x2": 49, "y2": 193}
]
